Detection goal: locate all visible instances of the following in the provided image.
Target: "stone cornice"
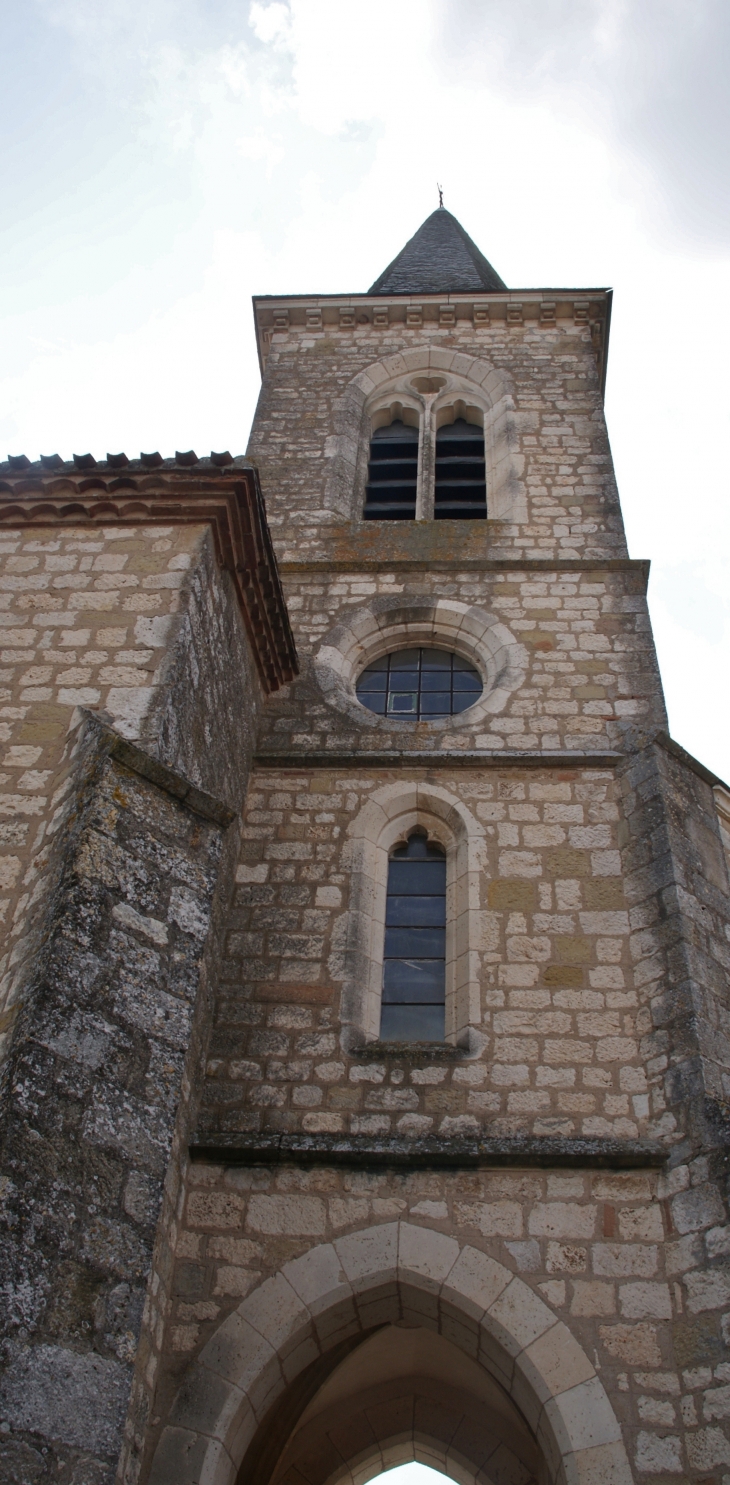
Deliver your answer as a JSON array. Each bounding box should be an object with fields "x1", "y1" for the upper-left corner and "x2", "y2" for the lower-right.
[
  {"x1": 190, "y1": 1131, "x2": 665, "y2": 1170},
  {"x1": 279, "y1": 556, "x2": 650, "y2": 587},
  {"x1": 254, "y1": 750, "x2": 622, "y2": 771},
  {"x1": 252, "y1": 287, "x2": 613, "y2": 391},
  {"x1": 0, "y1": 461, "x2": 298, "y2": 693}
]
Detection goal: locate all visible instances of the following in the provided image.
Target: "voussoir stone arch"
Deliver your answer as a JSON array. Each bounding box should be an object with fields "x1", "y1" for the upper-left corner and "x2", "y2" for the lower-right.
[
  {"x1": 324, "y1": 347, "x2": 526, "y2": 522},
  {"x1": 314, "y1": 595, "x2": 527, "y2": 734},
  {"x1": 338, "y1": 779, "x2": 486, "y2": 1053},
  {"x1": 148, "y1": 1222, "x2": 633, "y2": 1485}
]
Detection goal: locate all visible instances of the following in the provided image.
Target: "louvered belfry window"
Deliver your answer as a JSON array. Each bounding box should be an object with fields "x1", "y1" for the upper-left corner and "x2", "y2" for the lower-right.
[
  {"x1": 434, "y1": 418, "x2": 487, "y2": 519},
  {"x1": 380, "y1": 833, "x2": 446, "y2": 1043},
  {"x1": 363, "y1": 419, "x2": 419, "y2": 520}
]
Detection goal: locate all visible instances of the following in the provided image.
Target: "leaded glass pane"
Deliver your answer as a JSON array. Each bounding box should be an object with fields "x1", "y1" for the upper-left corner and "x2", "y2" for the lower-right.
[
  {"x1": 380, "y1": 833, "x2": 446, "y2": 1043},
  {"x1": 356, "y1": 648, "x2": 482, "y2": 719}
]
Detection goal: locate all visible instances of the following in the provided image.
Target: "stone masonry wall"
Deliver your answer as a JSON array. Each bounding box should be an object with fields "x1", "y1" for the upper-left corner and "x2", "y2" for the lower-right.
[
  {"x1": 0, "y1": 728, "x2": 229, "y2": 1485},
  {"x1": 248, "y1": 315, "x2": 626, "y2": 563},
  {"x1": 168, "y1": 739, "x2": 730, "y2": 1484},
  {"x1": 0, "y1": 520, "x2": 210, "y2": 1069},
  {"x1": 0, "y1": 519, "x2": 269, "y2": 1485},
  {"x1": 259, "y1": 559, "x2": 665, "y2": 758},
  {"x1": 620, "y1": 739, "x2": 730, "y2": 1128},
  {"x1": 202, "y1": 763, "x2": 650, "y2": 1144},
  {"x1": 150, "y1": 1159, "x2": 730, "y2": 1484}
]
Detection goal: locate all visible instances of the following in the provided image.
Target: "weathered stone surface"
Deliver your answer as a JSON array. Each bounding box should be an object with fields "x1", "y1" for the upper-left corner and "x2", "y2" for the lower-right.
[
  {"x1": 2, "y1": 224, "x2": 729, "y2": 1485},
  {"x1": 0, "y1": 730, "x2": 231, "y2": 1478},
  {"x1": 0, "y1": 1343, "x2": 129, "y2": 1454}
]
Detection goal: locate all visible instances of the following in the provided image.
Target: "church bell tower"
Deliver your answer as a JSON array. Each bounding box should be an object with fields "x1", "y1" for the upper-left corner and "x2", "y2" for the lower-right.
[{"x1": 1, "y1": 206, "x2": 729, "y2": 1485}]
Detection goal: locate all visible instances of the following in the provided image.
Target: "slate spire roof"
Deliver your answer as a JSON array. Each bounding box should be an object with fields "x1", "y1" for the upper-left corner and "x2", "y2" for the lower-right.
[{"x1": 368, "y1": 207, "x2": 507, "y2": 296}]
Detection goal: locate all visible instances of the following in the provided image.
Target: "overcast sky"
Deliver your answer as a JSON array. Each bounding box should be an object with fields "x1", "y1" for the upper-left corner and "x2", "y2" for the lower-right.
[{"x1": 2, "y1": 0, "x2": 729, "y2": 782}]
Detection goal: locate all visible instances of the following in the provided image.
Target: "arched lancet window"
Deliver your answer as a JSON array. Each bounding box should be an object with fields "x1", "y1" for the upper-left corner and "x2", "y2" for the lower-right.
[
  {"x1": 381, "y1": 831, "x2": 445, "y2": 1043},
  {"x1": 363, "y1": 419, "x2": 419, "y2": 521},
  {"x1": 434, "y1": 417, "x2": 487, "y2": 519}
]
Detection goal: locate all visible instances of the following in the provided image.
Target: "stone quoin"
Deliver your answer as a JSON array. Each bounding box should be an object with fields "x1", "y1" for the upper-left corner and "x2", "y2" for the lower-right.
[{"x1": 0, "y1": 205, "x2": 728, "y2": 1485}]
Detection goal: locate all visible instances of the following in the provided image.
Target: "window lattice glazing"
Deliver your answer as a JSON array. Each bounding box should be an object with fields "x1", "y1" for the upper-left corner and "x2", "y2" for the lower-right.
[
  {"x1": 356, "y1": 647, "x2": 482, "y2": 718},
  {"x1": 381, "y1": 833, "x2": 446, "y2": 1043}
]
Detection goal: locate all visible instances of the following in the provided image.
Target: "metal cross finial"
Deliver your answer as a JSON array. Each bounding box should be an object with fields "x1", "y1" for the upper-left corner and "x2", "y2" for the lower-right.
[{"x1": 437, "y1": 183, "x2": 444, "y2": 208}]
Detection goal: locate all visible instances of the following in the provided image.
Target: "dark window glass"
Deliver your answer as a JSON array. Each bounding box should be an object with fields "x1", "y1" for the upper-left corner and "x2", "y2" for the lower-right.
[
  {"x1": 356, "y1": 648, "x2": 482, "y2": 719},
  {"x1": 363, "y1": 420, "x2": 419, "y2": 521},
  {"x1": 381, "y1": 833, "x2": 446, "y2": 1042},
  {"x1": 434, "y1": 418, "x2": 487, "y2": 520}
]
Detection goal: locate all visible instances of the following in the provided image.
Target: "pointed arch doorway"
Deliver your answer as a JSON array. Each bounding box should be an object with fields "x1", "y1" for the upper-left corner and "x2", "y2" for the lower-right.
[
  {"x1": 149, "y1": 1224, "x2": 632, "y2": 1485},
  {"x1": 255, "y1": 1321, "x2": 543, "y2": 1485}
]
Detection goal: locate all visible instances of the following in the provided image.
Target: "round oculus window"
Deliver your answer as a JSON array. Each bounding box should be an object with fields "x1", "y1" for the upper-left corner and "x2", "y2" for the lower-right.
[{"x1": 356, "y1": 647, "x2": 483, "y2": 719}]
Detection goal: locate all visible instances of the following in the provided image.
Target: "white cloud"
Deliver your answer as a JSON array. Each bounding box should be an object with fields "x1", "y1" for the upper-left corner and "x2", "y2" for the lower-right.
[{"x1": 249, "y1": 2, "x2": 292, "y2": 47}]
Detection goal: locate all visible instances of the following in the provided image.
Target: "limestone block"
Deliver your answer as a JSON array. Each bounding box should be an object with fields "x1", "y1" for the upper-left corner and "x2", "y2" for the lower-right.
[
  {"x1": 398, "y1": 1221, "x2": 460, "y2": 1294},
  {"x1": 592, "y1": 1243, "x2": 657, "y2": 1277},
  {"x1": 617, "y1": 1204, "x2": 663, "y2": 1242},
  {"x1": 455, "y1": 1199, "x2": 524, "y2": 1238},
  {"x1": 528, "y1": 1203, "x2": 596, "y2": 1240},
  {"x1": 439, "y1": 1244, "x2": 511, "y2": 1323},
  {"x1": 685, "y1": 1426, "x2": 730, "y2": 1470},
  {"x1": 168, "y1": 1358, "x2": 250, "y2": 1450},
  {"x1": 672, "y1": 1182, "x2": 726, "y2": 1234},
  {"x1": 598, "y1": 1322, "x2": 661, "y2": 1366},
  {"x1": 542, "y1": 1375, "x2": 622, "y2": 1463},
  {"x1": 706, "y1": 1224, "x2": 730, "y2": 1258},
  {"x1": 238, "y1": 1273, "x2": 312, "y2": 1355},
  {"x1": 634, "y1": 1430, "x2": 683, "y2": 1473},
  {"x1": 334, "y1": 1221, "x2": 399, "y2": 1292},
  {"x1": 512, "y1": 1321, "x2": 595, "y2": 1436},
  {"x1": 618, "y1": 1282, "x2": 672, "y2": 1319},
  {"x1": 562, "y1": 1439, "x2": 635, "y2": 1485},
  {"x1": 569, "y1": 1282, "x2": 615, "y2": 1317},
  {"x1": 684, "y1": 1268, "x2": 730, "y2": 1313},
  {"x1": 483, "y1": 1276, "x2": 556, "y2": 1360},
  {"x1": 281, "y1": 1235, "x2": 353, "y2": 1318},
  {"x1": 147, "y1": 1426, "x2": 234, "y2": 1485},
  {"x1": 245, "y1": 1194, "x2": 326, "y2": 1236}
]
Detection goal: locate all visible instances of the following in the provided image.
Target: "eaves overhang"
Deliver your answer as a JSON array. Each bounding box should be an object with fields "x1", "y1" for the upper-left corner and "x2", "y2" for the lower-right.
[
  {"x1": 0, "y1": 455, "x2": 298, "y2": 693},
  {"x1": 252, "y1": 287, "x2": 614, "y2": 396}
]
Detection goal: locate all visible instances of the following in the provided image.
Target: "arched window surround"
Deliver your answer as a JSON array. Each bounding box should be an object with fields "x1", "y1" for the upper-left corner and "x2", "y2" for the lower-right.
[
  {"x1": 314, "y1": 596, "x2": 527, "y2": 733},
  {"x1": 339, "y1": 782, "x2": 488, "y2": 1055},
  {"x1": 323, "y1": 348, "x2": 526, "y2": 524}
]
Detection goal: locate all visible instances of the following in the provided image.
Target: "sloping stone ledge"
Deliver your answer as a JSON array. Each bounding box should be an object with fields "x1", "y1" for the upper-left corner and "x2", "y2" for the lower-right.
[
  {"x1": 81, "y1": 711, "x2": 236, "y2": 827},
  {"x1": 656, "y1": 729, "x2": 730, "y2": 793},
  {"x1": 189, "y1": 1132, "x2": 666, "y2": 1169}
]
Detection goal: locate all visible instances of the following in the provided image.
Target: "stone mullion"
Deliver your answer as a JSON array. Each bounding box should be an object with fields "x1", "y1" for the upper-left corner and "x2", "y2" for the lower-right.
[{"x1": 416, "y1": 398, "x2": 436, "y2": 520}]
